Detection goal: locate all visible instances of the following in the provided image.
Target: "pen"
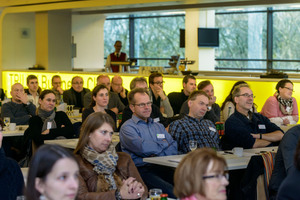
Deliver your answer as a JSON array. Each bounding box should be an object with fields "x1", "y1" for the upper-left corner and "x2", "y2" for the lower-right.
[{"x1": 224, "y1": 151, "x2": 233, "y2": 154}]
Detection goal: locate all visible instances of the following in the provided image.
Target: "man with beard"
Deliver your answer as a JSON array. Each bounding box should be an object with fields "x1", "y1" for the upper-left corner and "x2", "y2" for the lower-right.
[
  {"x1": 119, "y1": 88, "x2": 177, "y2": 198},
  {"x1": 169, "y1": 90, "x2": 219, "y2": 154},
  {"x1": 221, "y1": 84, "x2": 283, "y2": 150}
]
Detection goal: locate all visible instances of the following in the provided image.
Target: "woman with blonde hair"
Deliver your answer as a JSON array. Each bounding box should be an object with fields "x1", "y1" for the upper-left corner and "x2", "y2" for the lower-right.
[
  {"x1": 174, "y1": 148, "x2": 229, "y2": 200},
  {"x1": 74, "y1": 112, "x2": 147, "y2": 199}
]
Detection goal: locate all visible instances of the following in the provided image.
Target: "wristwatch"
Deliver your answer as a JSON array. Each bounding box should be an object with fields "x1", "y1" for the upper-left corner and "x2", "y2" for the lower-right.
[{"x1": 26, "y1": 101, "x2": 30, "y2": 106}]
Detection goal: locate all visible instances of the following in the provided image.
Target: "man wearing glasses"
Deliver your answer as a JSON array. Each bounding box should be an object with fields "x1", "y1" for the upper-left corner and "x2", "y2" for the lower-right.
[
  {"x1": 148, "y1": 72, "x2": 173, "y2": 117},
  {"x1": 63, "y1": 76, "x2": 90, "y2": 112},
  {"x1": 221, "y1": 84, "x2": 283, "y2": 150},
  {"x1": 120, "y1": 88, "x2": 177, "y2": 198}
]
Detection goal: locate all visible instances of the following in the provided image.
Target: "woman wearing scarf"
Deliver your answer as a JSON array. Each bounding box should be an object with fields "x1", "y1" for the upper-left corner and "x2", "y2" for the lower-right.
[
  {"x1": 27, "y1": 90, "x2": 74, "y2": 147},
  {"x1": 261, "y1": 79, "x2": 298, "y2": 127},
  {"x1": 74, "y1": 112, "x2": 147, "y2": 200}
]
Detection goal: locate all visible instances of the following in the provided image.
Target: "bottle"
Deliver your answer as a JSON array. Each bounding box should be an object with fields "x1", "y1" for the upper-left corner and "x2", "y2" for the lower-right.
[{"x1": 160, "y1": 193, "x2": 168, "y2": 200}]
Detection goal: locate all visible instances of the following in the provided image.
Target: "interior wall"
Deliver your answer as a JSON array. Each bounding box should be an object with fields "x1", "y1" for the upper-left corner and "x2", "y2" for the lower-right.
[
  {"x1": 2, "y1": 13, "x2": 36, "y2": 70},
  {"x1": 72, "y1": 14, "x2": 105, "y2": 70}
]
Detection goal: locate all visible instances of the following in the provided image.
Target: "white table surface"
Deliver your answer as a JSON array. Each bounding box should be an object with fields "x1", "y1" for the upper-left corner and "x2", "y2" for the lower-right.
[
  {"x1": 45, "y1": 133, "x2": 120, "y2": 148},
  {"x1": 143, "y1": 146, "x2": 278, "y2": 171},
  {"x1": 2, "y1": 125, "x2": 28, "y2": 137}
]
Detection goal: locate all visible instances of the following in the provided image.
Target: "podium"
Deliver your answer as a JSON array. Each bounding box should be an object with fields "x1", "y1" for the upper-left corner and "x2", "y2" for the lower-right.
[{"x1": 110, "y1": 61, "x2": 131, "y2": 73}]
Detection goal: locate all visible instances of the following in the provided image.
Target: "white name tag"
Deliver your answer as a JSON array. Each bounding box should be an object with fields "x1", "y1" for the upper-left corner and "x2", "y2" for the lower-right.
[
  {"x1": 258, "y1": 124, "x2": 266, "y2": 129},
  {"x1": 209, "y1": 127, "x2": 216, "y2": 132},
  {"x1": 47, "y1": 122, "x2": 52, "y2": 129},
  {"x1": 153, "y1": 117, "x2": 160, "y2": 123},
  {"x1": 157, "y1": 134, "x2": 165, "y2": 139}
]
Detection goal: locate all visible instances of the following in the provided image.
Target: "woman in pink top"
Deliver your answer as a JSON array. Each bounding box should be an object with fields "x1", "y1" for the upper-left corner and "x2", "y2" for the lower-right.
[
  {"x1": 261, "y1": 79, "x2": 298, "y2": 126},
  {"x1": 174, "y1": 148, "x2": 229, "y2": 200}
]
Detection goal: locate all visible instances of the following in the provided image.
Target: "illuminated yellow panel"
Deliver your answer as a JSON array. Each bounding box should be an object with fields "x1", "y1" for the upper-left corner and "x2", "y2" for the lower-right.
[{"x1": 3, "y1": 71, "x2": 300, "y2": 115}]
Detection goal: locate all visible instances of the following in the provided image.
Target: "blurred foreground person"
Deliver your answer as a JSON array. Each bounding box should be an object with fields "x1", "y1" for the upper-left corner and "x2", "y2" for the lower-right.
[
  {"x1": 25, "y1": 144, "x2": 79, "y2": 200},
  {"x1": 174, "y1": 148, "x2": 229, "y2": 200}
]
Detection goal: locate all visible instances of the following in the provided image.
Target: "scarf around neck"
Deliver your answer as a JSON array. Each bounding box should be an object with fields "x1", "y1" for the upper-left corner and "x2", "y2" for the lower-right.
[
  {"x1": 82, "y1": 144, "x2": 119, "y2": 190},
  {"x1": 38, "y1": 107, "x2": 57, "y2": 132},
  {"x1": 276, "y1": 93, "x2": 293, "y2": 115}
]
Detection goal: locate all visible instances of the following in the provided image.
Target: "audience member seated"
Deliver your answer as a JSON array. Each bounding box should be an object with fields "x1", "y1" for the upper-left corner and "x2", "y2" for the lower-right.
[
  {"x1": 63, "y1": 76, "x2": 90, "y2": 112},
  {"x1": 0, "y1": 131, "x2": 24, "y2": 200},
  {"x1": 111, "y1": 75, "x2": 129, "y2": 106},
  {"x1": 25, "y1": 75, "x2": 41, "y2": 108},
  {"x1": 2, "y1": 83, "x2": 36, "y2": 125},
  {"x1": 277, "y1": 139, "x2": 300, "y2": 200},
  {"x1": 74, "y1": 112, "x2": 147, "y2": 200},
  {"x1": 180, "y1": 80, "x2": 220, "y2": 124},
  {"x1": 261, "y1": 79, "x2": 298, "y2": 127},
  {"x1": 168, "y1": 75, "x2": 196, "y2": 115},
  {"x1": 174, "y1": 148, "x2": 228, "y2": 200},
  {"x1": 119, "y1": 77, "x2": 169, "y2": 129},
  {"x1": 26, "y1": 90, "x2": 74, "y2": 147},
  {"x1": 120, "y1": 88, "x2": 177, "y2": 197},
  {"x1": 221, "y1": 81, "x2": 248, "y2": 122},
  {"x1": 25, "y1": 144, "x2": 79, "y2": 200},
  {"x1": 149, "y1": 72, "x2": 173, "y2": 117},
  {"x1": 84, "y1": 75, "x2": 125, "y2": 114},
  {"x1": 82, "y1": 84, "x2": 116, "y2": 125},
  {"x1": 221, "y1": 84, "x2": 283, "y2": 150},
  {"x1": 0, "y1": 88, "x2": 6, "y2": 101},
  {"x1": 269, "y1": 125, "x2": 300, "y2": 198},
  {"x1": 169, "y1": 91, "x2": 220, "y2": 154},
  {"x1": 51, "y1": 75, "x2": 64, "y2": 104}
]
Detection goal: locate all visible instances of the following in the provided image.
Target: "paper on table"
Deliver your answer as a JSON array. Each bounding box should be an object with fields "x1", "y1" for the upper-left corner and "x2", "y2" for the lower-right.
[{"x1": 168, "y1": 157, "x2": 182, "y2": 163}]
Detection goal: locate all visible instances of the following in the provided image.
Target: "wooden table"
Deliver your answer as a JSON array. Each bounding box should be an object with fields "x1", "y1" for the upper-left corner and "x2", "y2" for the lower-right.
[
  {"x1": 45, "y1": 133, "x2": 120, "y2": 148},
  {"x1": 143, "y1": 146, "x2": 278, "y2": 171},
  {"x1": 2, "y1": 125, "x2": 28, "y2": 137}
]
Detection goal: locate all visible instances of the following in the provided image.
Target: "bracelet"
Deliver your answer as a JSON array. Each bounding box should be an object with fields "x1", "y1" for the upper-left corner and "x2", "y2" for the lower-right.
[{"x1": 260, "y1": 133, "x2": 262, "y2": 139}]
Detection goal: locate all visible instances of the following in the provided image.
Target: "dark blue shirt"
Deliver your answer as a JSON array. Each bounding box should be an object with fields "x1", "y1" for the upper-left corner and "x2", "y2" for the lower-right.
[
  {"x1": 221, "y1": 110, "x2": 282, "y2": 150},
  {"x1": 169, "y1": 115, "x2": 220, "y2": 153}
]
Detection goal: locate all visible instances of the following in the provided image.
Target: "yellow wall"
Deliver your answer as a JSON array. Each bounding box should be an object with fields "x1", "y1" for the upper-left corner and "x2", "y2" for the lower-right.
[{"x1": 3, "y1": 70, "x2": 300, "y2": 113}]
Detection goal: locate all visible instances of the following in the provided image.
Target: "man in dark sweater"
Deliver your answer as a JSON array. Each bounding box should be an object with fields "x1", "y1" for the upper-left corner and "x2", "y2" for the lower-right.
[{"x1": 168, "y1": 75, "x2": 196, "y2": 115}]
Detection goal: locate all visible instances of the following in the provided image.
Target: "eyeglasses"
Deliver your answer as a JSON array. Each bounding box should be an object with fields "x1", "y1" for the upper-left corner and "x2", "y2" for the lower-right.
[
  {"x1": 284, "y1": 87, "x2": 294, "y2": 92},
  {"x1": 203, "y1": 172, "x2": 229, "y2": 180},
  {"x1": 237, "y1": 93, "x2": 255, "y2": 98},
  {"x1": 153, "y1": 81, "x2": 165, "y2": 85},
  {"x1": 133, "y1": 102, "x2": 152, "y2": 108}
]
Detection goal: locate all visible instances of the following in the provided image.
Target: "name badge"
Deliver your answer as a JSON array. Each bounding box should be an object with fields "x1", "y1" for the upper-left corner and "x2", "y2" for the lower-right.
[
  {"x1": 47, "y1": 122, "x2": 52, "y2": 129},
  {"x1": 209, "y1": 127, "x2": 216, "y2": 132},
  {"x1": 258, "y1": 124, "x2": 266, "y2": 129},
  {"x1": 157, "y1": 134, "x2": 165, "y2": 139},
  {"x1": 153, "y1": 117, "x2": 160, "y2": 123}
]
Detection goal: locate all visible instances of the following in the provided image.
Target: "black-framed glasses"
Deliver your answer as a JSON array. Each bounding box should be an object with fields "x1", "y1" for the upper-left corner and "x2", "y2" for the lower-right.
[
  {"x1": 284, "y1": 87, "x2": 294, "y2": 92},
  {"x1": 237, "y1": 93, "x2": 255, "y2": 98},
  {"x1": 203, "y1": 172, "x2": 229, "y2": 180},
  {"x1": 153, "y1": 81, "x2": 165, "y2": 85},
  {"x1": 133, "y1": 102, "x2": 152, "y2": 108}
]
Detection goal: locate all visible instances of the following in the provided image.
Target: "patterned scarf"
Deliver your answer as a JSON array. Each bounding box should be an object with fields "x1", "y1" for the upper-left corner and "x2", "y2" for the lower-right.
[
  {"x1": 37, "y1": 107, "x2": 57, "y2": 132},
  {"x1": 276, "y1": 93, "x2": 293, "y2": 115},
  {"x1": 82, "y1": 144, "x2": 119, "y2": 190}
]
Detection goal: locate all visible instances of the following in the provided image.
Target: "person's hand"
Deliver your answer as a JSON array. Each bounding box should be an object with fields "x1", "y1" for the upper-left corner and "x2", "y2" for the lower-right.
[
  {"x1": 41, "y1": 129, "x2": 50, "y2": 135},
  {"x1": 0, "y1": 131, "x2": 3, "y2": 148},
  {"x1": 156, "y1": 87, "x2": 166, "y2": 101},
  {"x1": 292, "y1": 115, "x2": 298, "y2": 123},
  {"x1": 57, "y1": 87, "x2": 64, "y2": 95},
  {"x1": 251, "y1": 133, "x2": 259, "y2": 139},
  {"x1": 16, "y1": 92, "x2": 29, "y2": 104},
  {"x1": 110, "y1": 107, "x2": 119, "y2": 115},
  {"x1": 120, "y1": 177, "x2": 145, "y2": 199},
  {"x1": 283, "y1": 118, "x2": 290, "y2": 125},
  {"x1": 209, "y1": 96, "x2": 216, "y2": 106},
  {"x1": 120, "y1": 87, "x2": 126, "y2": 98}
]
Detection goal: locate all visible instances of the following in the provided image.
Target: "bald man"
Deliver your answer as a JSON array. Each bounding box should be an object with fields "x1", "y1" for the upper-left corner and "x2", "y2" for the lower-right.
[
  {"x1": 111, "y1": 75, "x2": 129, "y2": 106},
  {"x1": 1, "y1": 83, "x2": 36, "y2": 125}
]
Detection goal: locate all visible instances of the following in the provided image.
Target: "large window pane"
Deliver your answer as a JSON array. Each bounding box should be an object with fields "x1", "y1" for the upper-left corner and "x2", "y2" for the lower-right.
[
  {"x1": 104, "y1": 19, "x2": 129, "y2": 58},
  {"x1": 273, "y1": 11, "x2": 300, "y2": 60},
  {"x1": 134, "y1": 15, "x2": 185, "y2": 66},
  {"x1": 215, "y1": 11, "x2": 267, "y2": 70}
]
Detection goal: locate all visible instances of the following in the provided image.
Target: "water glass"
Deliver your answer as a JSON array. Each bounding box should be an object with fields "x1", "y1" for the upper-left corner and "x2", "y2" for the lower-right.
[
  {"x1": 189, "y1": 140, "x2": 197, "y2": 151},
  {"x1": 149, "y1": 188, "x2": 162, "y2": 200}
]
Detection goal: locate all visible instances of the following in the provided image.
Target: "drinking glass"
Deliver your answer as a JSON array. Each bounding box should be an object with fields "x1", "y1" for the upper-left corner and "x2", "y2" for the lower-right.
[
  {"x1": 189, "y1": 140, "x2": 197, "y2": 151},
  {"x1": 3, "y1": 117, "x2": 10, "y2": 128},
  {"x1": 149, "y1": 188, "x2": 162, "y2": 200}
]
